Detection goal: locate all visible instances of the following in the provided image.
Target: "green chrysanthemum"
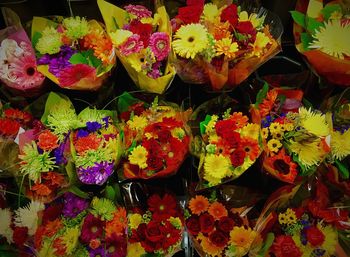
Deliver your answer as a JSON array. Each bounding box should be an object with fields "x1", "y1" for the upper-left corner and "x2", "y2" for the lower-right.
[
  {"x1": 35, "y1": 26, "x2": 62, "y2": 55},
  {"x1": 63, "y1": 16, "x2": 89, "y2": 40},
  {"x1": 90, "y1": 197, "x2": 116, "y2": 221},
  {"x1": 78, "y1": 107, "x2": 110, "y2": 126},
  {"x1": 19, "y1": 142, "x2": 57, "y2": 182},
  {"x1": 75, "y1": 148, "x2": 112, "y2": 168}
]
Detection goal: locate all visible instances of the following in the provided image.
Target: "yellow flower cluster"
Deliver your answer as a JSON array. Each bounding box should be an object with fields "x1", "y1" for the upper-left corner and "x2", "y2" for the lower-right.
[{"x1": 278, "y1": 208, "x2": 297, "y2": 225}]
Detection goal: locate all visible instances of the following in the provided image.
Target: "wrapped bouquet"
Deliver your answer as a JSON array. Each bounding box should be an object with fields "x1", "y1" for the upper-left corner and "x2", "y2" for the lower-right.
[
  {"x1": 98, "y1": 0, "x2": 175, "y2": 94},
  {"x1": 118, "y1": 92, "x2": 191, "y2": 180},
  {"x1": 172, "y1": 0, "x2": 282, "y2": 91},
  {"x1": 292, "y1": 0, "x2": 350, "y2": 86},
  {"x1": 31, "y1": 15, "x2": 115, "y2": 90}
]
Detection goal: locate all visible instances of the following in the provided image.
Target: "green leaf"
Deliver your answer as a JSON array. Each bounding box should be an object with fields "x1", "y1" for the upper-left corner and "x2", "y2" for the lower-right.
[
  {"x1": 306, "y1": 17, "x2": 323, "y2": 34},
  {"x1": 290, "y1": 11, "x2": 306, "y2": 28},
  {"x1": 321, "y1": 4, "x2": 342, "y2": 21},
  {"x1": 32, "y1": 31, "x2": 42, "y2": 51},
  {"x1": 302, "y1": 98, "x2": 314, "y2": 109},
  {"x1": 83, "y1": 50, "x2": 102, "y2": 68},
  {"x1": 255, "y1": 82, "x2": 269, "y2": 107},
  {"x1": 105, "y1": 185, "x2": 116, "y2": 201},
  {"x1": 117, "y1": 92, "x2": 141, "y2": 113},
  {"x1": 41, "y1": 92, "x2": 73, "y2": 124},
  {"x1": 301, "y1": 32, "x2": 313, "y2": 50},
  {"x1": 335, "y1": 159, "x2": 350, "y2": 180},
  {"x1": 68, "y1": 185, "x2": 90, "y2": 199},
  {"x1": 200, "y1": 115, "x2": 212, "y2": 135},
  {"x1": 257, "y1": 233, "x2": 275, "y2": 257},
  {"x1": 69, "y1": 53, "x2": 89, "y2": 65}
]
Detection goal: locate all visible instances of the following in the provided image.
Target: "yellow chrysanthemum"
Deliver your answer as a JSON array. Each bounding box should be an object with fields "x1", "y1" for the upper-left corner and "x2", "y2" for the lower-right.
[
  {"x1": 204, "y1": 154, "x2": 231, "y2": 179},
  {"x1": 278, "y1": 208, "x2": 297, "y2": 225},
  {"x1": 239, "y1": 11, "x2": 264, "y2": 28},
  {"x1": 173, "y1": 24, "x2": 208, "y2": 59},
  {"x1": 128, "y1": 145, "x2": 148, "y2": 169},
  {"x1": 310, "y1": 19, "x2": 350, "y2": 59},
  {"x1": 35, "y1": 27, "x2": 62, "y2": 55},
  {"x1": 267, "y1": 139, "x2": 282, "y2": 153},
  {"x1": 62, "y1": 226, "x2": 80, "y2": 254},
  {"x1": 128, "y1": 213, "x2": 143, "y2": 229},
  {"x1": 127, "y1": 115, "x2": 148, "y2": 130},
  {"x1": 229, "y1": 226, "x2": 258, "y2": 256},
  {"x1": 215, "y1": 37, "x2": 239, "y2": 59},
  {"x1": 202, "y1": 3, "x2": 220, "y2": 22},
  {"x1": 331, "y1": 129, "x2": 350, "y2": 160},
  {"x1": 63, "y1": 16, "x2": 89, "y2": 40},
  {"x1": 289, "y1": 139, "x2": 324, "y2": 167},
  {"x1": 240, "y1": 123, "x2": 260, "y2": 139},
  {"x1": 298, "y1": 107, "x2": 329, "y2": 137},
  {"x1": 250, "y1": 32, "x2": 270, "y2": 57},
  {"x1": 127, "y1": 242, "x2": 146, "y2": 257},
  {"x1": 110, "y1": 29, "x2": 133, "y2": 47}
]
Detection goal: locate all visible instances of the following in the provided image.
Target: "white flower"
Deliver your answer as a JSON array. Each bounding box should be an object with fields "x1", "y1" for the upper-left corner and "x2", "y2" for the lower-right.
[
  {"x1": 14, "y1": 200, "x2": 44, "y2": 236},
  {"x1": 0, "y1": 208, "x2": 13, "y2": 243}
]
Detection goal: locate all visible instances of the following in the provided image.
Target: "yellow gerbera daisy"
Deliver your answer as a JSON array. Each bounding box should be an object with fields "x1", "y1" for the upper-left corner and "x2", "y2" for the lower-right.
[
  {"x1": 229, "y1": 226, "x2": 258, "y2": 255},
  {"x1": 127, "y1": 115, "x2": 148, "y2": 130},
  {"x1": 310, "y1": 19, "x2": 350, "y2": 59},
  {"x1": 173, "y1": 24, "x2": 208, "y2": 59},
  {"x1": 215, "y1": 37, "x2": 239, "y2": 59},
  {"x1": 128, "y1": 145, "x2": 148, "y2": 169},
  {"x1": 331, "y1": 129, "x2": 350, "y2": 160},
  {"x1": 240, "y1": 123, "x2": 260, "y2": 139},
  {"x1": 110, "y1": 29, "x2": 133, "y2": 47},
  {"x1": 250, "y1": 32, "x2": 270, "y2": 57},
  {"x1": 127, "y1": 242, "x2": 146, "y2": 257},
  {"x1": 269, "y1": 122, "x2": 283, "y2": 134},
  {"x1": 202, "y1": 3, "x2": 220, "y2": 22},
  {"x1": 128, "y1": 213, "x2": 143, "y2": 229},
  {"x1": 267, "y1": 138, "x2": 282, "y2": 153},
  {"x1": 298, "y1": 107, "x2": 329, "y2": 137},
  {"x1": 289, "y1": 139, "x2": 324, "y2": 167},
  {"x1": 204, "y1": 154, "x2": 230, "y2": 179}
]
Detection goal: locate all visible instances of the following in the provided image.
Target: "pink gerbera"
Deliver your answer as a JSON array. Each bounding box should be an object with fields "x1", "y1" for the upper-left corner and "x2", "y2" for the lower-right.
[
  {"x1": 58, "y1": 64, "x2": 96, "y2": 87},
  {"x1": 7, "y1": 54, "x2": 44, "y2": 90},
  {"x1": 124, "y1": 5, "x2": 152, "y2": 19},
  {"x1": 149, "y1": 32, "x2": 170, "y2": 61},
  {"x1": 119, "y1": 34, "x2": 144, "y2": 56}
]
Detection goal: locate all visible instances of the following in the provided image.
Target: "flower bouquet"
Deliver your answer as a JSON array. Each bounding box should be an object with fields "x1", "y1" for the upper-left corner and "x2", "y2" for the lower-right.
[
  {"x1": 0, "y1": 8, "x2": 44, "y2": 95},
  {"x1": 117, "y1": 92, "x2": 191, "y2": 180},
  {"x1": 98, "y1": 0, "x2": 175, "y2": 94},
  {"x1": 172, "y1": 0, "x2": 282, "y2": 91},
  {"x1": 257, "y1": 180, "x2": 350, "y2": 257},
  {"x1": 251, "y1": 84, "x2": 330, "y2": 184},
  {"x1": 185, "y1": 187, "x2": 269, "y2": 257},
  {"x1": 34, "y1": 193, "x2": 127, "y2": 257},
  {"x1": 292, "y1": 0, "x2": 350, "y2": 86},
  {"x1": 127, "y1": 192, "x2": 183, "y2": 256},
  {"x1": 31, "y1": 15, "x2": 116, "y2": 90},
  {"x1": 71, "y1": 107, "x2": 122, "y2": 185}
]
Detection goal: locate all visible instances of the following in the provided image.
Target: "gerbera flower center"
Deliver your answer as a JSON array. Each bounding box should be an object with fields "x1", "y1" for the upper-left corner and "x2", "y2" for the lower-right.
[
  {"x1": 91, "y1": 226, "x2": 98, "y2": 233},
  {"x1": 126, "y1": 41, "x2": 136, "y2": 50},
  {"x1": 157, "y1": 41, "x2": 165, "y2": 50},
  {"x1": 26, "y1": 67, "x2": 35, "y2": 76},
  {"x1": 188, "y1": 36, "x2": 194, "y2": 43},
  {"x1": 273, "y1": 159, "x2": 290, "y2": 175},
  {"x1": 108, "y1": 246, "x2": 115, "y2": 253},
  {"x1": 159, "y1": 205, "x2": 165, "y2": 211},
  {"x1": 168, "y1": 152, "x2": 174, "y2": 158},
  {"x1": 244, "y1": 146, "x2": 251, "y2": 153}
]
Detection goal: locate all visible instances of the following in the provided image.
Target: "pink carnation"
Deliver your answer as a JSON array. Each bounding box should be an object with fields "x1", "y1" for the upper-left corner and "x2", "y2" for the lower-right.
[
  {"x1": 124, "y1": 4, "x2": 152, "y2": 19},
  {"x1": 149, "y1": 32, "x2": 170, "y2": 61},
  {"x1": 119, "y1": 34, "x2": 144, "y2": 56}
]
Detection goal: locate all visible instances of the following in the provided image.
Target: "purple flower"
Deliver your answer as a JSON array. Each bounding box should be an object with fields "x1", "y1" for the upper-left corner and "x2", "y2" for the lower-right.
[
  {"x1": 89, "y1": 246, "x2": 106, "y2": 257},
  {"x1": 54, "y1": 142, "x2": 67, "y2": 165},
  {"x1": 77, "y1": 129, "x2": 89, "y2": 138},
  {"x1": 147, "y1": 62, "x2": 162, "y2": 79},
  {"x1": 62, "y1": 192, "x2": 89, "y2": 218},
  {"x1": 77, "y1": 161, "x2": 114, "y2": 185},
  {"x1": 102, "y1": 116, "x2": 110, "y2": 128},
  {"x1": 86, "y1": 121, "x2": 102, "y2": 133}
]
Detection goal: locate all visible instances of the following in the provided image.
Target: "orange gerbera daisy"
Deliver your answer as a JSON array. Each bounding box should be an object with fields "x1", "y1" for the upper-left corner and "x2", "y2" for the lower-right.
[
  {"x1": 231, "y1": 112, "x2": 249, "y2": 129},
  {"x1": 189, "y1": 195, "x2": 210, "y2": 215},
  {"x1": 259, "y1": 89, "x2": 278, "y2": 118},
  {"x1": 93, "y1": 37, "x2": 115, "y2": 65},
  {"x1": 198, "y1": 233, "x2": 225, "y2": 256},
  {"x1": 213, "y1": 22, "x2": 232, "y2": 41},
  {"x1": 105, "y1": 207, "x2": 127, "y2": 237},
  {"x1": 240, "y1": 137, "x2": 260, "y2": 161},
  {"x1": 208, "y1": 202, "x2": 228, "y2": 220}
]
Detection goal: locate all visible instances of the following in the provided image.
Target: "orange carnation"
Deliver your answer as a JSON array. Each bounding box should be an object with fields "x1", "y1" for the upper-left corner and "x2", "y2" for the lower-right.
[
  {"x1": 74, "y1": 134, "x2": 101, "y2": 154},
  {"x1": 37, "y1": 130, "x2": 59, "y2": 151},
  {"x1": 189, "y1": 195, "x2": 210, "y2": 215}
]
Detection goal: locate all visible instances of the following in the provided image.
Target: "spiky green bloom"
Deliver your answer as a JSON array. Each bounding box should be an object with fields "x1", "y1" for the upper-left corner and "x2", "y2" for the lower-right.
[
  {"x1": 90, "y1": 197, "x2": 116, "y2": 221},
  {"x1": 75, "y1": 147, "x2": 112, "y2": 168},
  {"x1": 47, "y1": 100, "x2": 78, "y2": 140},
  {"x1": 19, "y1": 141, "x2": 57, "y2": 182},
  {"x1": 61, "y1": 226, "x2": 80, "y2": 254},
  {"x1": 203, "y1": 34, "x2": 216, "y2": 61},
  {"x1": 63, "y1": 16, "x2": 89, "y2": 40},
  {"x1": 168, "y1": 217, "x2": 182, "y2": 229},
  {"x1": 36, "y1": 26, "x2": 63, "y2": 55},
  {"x1": 78, "y1": 108, "x2": 108, "y2": 126},
  {"x1": 74, "y1": 246, "x2": 89, "y2": 257}
]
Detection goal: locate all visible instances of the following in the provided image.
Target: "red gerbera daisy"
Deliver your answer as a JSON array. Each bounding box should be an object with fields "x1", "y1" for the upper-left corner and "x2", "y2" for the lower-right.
[
  {"x1": 80, "y1": 213, "x2": 105, "y2": 244},
  {"x1": 239, "y1": 136, "x2": 260, "y2": 161},
  {"x1": 147, "y1": 194, "x2": 178, "y2": 221},
  {"x1": 58, "y1": 64, "x2": 96, "y2": 88}
]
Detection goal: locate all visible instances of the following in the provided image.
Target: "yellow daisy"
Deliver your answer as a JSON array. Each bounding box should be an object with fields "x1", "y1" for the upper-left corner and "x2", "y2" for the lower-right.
[
  {"x1": 204, "y1": 154, "x2": 230, "y2": 179},
  {"x1": 271, "y1": 130, "x2": 284, "y2": 140},
  {"x1": 127, "y1": 242, "x2": 146, "y2": 257},
  {"x1": 289, "y1": 139, "x2": 324, "y2": 167},
  {"x1": 298, "y1": 107, "x2": 329, "y2": 137},
  {"x1": 128, "y1": 213, "x2": 143, "y2": 229},
  {"x1": 173, "y1": 24, "x2": 208, "y2": 59},
  {"x1": 267, "y1": 139, "x2": 282, "y2": 153},
  {"x1": 262, "y1": 127, "x2": 269, "y2": 139},
  {"x1": 127, "y1": 115, "x2": 148, "y2": 131},
  {"x1": 128, "y1": 145, "x2": 148, "y2": 169},
  {"x1": 250, "y1": 32, "x2": 270, "y2": 57},
  {"x1": 215, "y1": 37, "x2": 239, "y2": 59},
  {"x1": 269, "y1": 122, "x2": 283, "y2": 134},
  {"x1": 331, "y1": 129, "x2": 350, "y2": 160},
  {"x1": 285, "y1": 122, "x2": 294, "y2": 131},
  {"x1": 278, "y1": 208, "x2": 297, "y2": 225},
  {"x1": 310, "y1": 19, "x2": 350, "y2": 59},
  {"x1": 110, "y1": 29, "x2": 133, "y2": 47}
]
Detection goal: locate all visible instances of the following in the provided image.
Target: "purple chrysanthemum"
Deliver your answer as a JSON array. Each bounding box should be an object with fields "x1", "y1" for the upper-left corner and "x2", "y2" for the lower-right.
[
  {"x1": 62, "y1": 192, "x2": 89, "y2": 218},
  {"x1": 77, "y1": 161, "x2": 114, "y2": 185},
  {"x1": 86, "y1": 121, "x2": 102, "y2": 133},
  {"x1": 89, "y1": 246, "x2": 106, "y2": 257}
]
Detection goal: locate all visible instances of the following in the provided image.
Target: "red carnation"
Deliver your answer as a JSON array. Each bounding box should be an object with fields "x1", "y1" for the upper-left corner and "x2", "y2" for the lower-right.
[
  {"x1": 187, "y1": 0, "x2": 204, "y2": 5},
  {"x1": 186, "y1": 216, "x2": 201, "y2": 235},
  {"x1": 305, "y1": 226, "x2": 325, "y2": 246},
  {"x1": 215, "y1": 119, "x2": 237, "y2": 138},
  {"x1": 13, "y1": 226, "x2": 28, "y2": 247},
  {"x1": 176, "y1": 5, "x2": 203, "y2": 24},
  {"x1": 199, "y1": 213, "x2": 215, "y2": 234},
  {"x1": 129, "y1": 20, "x2": 152, "y2": 47},
  {"x1": 272, "y1": 235, "x2": 302, "y2": 257},
  {"x1": 4, "y1": 108, "x2": 32, "y2": 124},
  {"x1": 225, "y1": 131, "x2": 241, "y2": 148},
  {"x1": 0, "y1": 118, "x2": 20, "y2": 137},
  {"x1": 218, "y1": 216, "x2": 234, "y2": 233},
  {"x1": 230, "y1": 149, "x2": 246, "y2": 167},
  {"x1": 209, "y1": 230, "x2": 229, "y2": 247},
  {"x1": 41, "y1": 203, "x2": 63, "y2": 225},
  {"x1": 220, "y1": 4, "x2": 238, "y2": 26}
]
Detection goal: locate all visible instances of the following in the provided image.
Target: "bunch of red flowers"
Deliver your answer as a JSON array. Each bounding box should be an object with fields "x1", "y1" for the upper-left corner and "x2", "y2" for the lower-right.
[{"x1": 0, "y1": 108, "x2": 33, "y2": 138}]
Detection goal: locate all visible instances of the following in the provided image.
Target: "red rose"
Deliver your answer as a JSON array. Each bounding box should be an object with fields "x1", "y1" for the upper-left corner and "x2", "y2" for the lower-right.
[
  {"x1": 145, "y1": 221, "x2": 165, "y2": 243},
  {"x1": 218, "y1": 216, "x2": 234, "y2": 233},
  {"x1": 225, "y1": 131, "x2": 241, "y2": 148},
  {"x1": 220, "y1": 4, "x2": 238, "y2": 26},
  {"x1": 199, "y1": 213, "x2": 215, "y2": 234},
  {"x1": 236, "y1": 21, "x2": 256, "y2": 37},
  {"x1": 272, "y1": 235, "x2": 302, "y2": 257},
  {"x1": 230, "y1": 149, "x2": 246, "y2": 167},
  {"x1": 209, "y1": 230, "x2": 229, "y2": 247},
  {"x1": 129, "y1": 20, "x2": 152, "y2": 47},
  {"x1": 186, "y1": 216, "x2": 201, "y2": 235},
  {"x1": 305, "y1": 226, "x2": 325, "y2": 246},
  {"x1": 13, "y1": 226, "x2": 28, "y2": 247},
  {"x1": 176, "y1": 5, "x2": 203, "y2": 24}
]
